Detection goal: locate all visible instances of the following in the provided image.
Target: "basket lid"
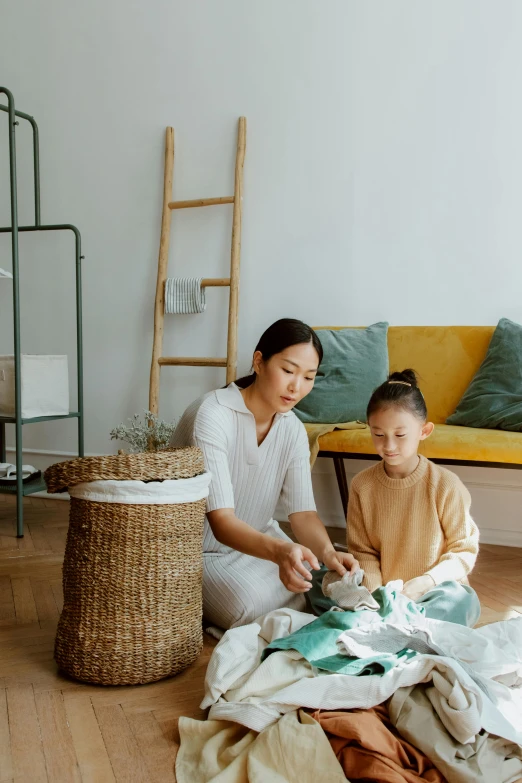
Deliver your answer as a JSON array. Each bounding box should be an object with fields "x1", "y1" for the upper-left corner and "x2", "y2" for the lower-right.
[{"x1": 44, "y1": 448, "x2": 205, "y2": 493}]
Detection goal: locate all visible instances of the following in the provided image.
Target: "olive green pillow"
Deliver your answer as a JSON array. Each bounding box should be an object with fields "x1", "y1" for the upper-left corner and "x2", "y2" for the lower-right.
[
  {"x1": 447, "y1": 317, "x2": 522, "y2": 431},
  {"x1": 294, "y1": 322, "x2": 389, "y2": 424}
]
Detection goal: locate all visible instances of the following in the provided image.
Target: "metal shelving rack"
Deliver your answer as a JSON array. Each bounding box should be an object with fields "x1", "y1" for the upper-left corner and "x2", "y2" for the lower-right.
[{"x1": 0, "y1": 87, "x2": 84, "y2": 537}]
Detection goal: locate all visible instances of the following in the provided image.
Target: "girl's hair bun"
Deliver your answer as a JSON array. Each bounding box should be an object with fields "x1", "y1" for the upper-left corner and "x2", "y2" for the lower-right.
[
  {"x1": 388, "y1": 369, "x2": 418, "y2": 387},
  {"x1": 367, "y1": 368, "x2": 427, "y2": 421}
]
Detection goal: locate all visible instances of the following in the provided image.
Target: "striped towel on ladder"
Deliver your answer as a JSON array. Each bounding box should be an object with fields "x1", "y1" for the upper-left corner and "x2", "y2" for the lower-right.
[{"x1": 164, "y1": 278, "x2": 207, "y2": 314}]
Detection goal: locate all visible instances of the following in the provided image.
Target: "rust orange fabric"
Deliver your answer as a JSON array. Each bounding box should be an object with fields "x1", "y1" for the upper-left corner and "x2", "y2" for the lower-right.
[{"x1": 311, "y1": 704, "x2": 446, "y2": 783}]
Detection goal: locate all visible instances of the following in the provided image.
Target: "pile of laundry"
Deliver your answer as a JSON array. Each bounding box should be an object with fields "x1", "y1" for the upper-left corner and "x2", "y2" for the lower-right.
[{"x1": 176, "y1": 579, "x2": 522, "y2": 783}]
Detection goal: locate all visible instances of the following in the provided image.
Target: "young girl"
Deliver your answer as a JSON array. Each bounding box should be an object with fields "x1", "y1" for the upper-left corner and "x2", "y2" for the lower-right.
[{"x1": 348, "y1": 369, "x2": 480, "y2": 626}]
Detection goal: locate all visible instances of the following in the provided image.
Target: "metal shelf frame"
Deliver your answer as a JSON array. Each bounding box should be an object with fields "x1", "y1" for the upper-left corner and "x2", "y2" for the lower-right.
[{"x1": 0, "y1": 87, "x2": 84, "y2": 536}]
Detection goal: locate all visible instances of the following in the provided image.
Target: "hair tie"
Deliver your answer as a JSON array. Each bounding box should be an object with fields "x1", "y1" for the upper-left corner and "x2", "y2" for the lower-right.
[{"x1": 388, "y1": 380, "x2": 411, "y2": 387}]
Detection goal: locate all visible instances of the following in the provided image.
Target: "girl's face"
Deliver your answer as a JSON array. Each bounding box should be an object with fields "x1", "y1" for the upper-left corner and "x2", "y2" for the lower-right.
[
  {"x1": 253, "y1": 342, "x2": 319, "y2": 413},
  {"x1": 368, "y1": 406, "x2": 434, "y2": 475}
]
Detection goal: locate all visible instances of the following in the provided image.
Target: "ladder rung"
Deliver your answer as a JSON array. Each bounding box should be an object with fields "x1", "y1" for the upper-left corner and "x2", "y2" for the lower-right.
[
  {"x1": 168, "y1": 196, "x2": 234, "y2": 210},
  {"x1": 159, "y1": 356, "x2": 228, "y2": 367},
  {"x1": 201, "y1": 278, "x2": 230, "y2": 287}
]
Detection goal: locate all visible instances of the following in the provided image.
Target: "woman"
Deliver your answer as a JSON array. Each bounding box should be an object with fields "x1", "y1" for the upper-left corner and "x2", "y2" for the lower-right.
[{"x1": 172, "y1": 318, "x2": 358, "y2": 629}]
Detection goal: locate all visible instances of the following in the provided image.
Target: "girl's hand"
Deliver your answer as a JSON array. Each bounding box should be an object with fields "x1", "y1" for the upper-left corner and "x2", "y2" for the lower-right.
[
  {"x1": 322, "y1": 548, "x2": 360, "y2": 578},
  {"x1": 402, "y1": 575, "x2": 434, "y2": 601},
  {"x1": 273, "y1": 542, "x2": 320, "y2": 593}
]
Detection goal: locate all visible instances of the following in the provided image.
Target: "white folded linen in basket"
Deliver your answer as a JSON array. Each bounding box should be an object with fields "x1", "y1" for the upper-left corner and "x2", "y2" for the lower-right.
[{"x1": 69, "y1": 471, "x2": 212, "y2": 504}]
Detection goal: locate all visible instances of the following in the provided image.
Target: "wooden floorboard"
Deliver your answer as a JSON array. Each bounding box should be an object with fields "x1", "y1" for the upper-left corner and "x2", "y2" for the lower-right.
[{"x1": 0, "y1": 498, "x2": 519, "y2": 781}]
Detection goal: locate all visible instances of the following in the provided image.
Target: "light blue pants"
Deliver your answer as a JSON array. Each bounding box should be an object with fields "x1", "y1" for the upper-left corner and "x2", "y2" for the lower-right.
[
  {"x1": 308, "y1": 567, "x2": 481, "y2": 627},
  {"x1": 417, "y1": 580, "x2": 481, "y2": 627}
]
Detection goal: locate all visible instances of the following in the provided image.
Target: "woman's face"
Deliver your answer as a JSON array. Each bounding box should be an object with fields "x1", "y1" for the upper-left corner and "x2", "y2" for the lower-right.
[{"x1": 253, "y1": 342, "x2": 320, "y2": 413}]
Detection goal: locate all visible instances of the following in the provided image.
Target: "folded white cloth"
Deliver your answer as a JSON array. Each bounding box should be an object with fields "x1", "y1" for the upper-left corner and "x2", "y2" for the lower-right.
[
  {"x1": 0, "y1": 463, "x2": 39, "y2": 481},
  {"x1": 164, "y1": 277, "x2": 206, "y2": 314},
  {"x1": 69, "y1": 471, "x2": 212, "y2": 504}
]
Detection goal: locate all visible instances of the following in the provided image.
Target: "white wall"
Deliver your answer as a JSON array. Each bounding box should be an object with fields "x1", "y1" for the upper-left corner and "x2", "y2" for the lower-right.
[{"x1": 1, "y1": 1, "x2": 521, "y2": 542}]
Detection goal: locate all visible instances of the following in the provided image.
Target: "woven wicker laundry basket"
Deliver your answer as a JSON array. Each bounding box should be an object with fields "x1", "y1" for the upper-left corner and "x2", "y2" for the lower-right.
[{"x1": 44, "y1": 448, "x2": 208, "y2": 686}]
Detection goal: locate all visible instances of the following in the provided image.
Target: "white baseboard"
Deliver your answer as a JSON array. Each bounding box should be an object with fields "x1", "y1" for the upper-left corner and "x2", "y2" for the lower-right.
[
  {"x1": 5, "y1": 446, "x2": 100, "y2": 458},
  {"x1": 476, "y1": 528, "x2": 522, "y2": 547},
  {"x1": 312, "y1": 456, "x2": 522, "y2": 548}
]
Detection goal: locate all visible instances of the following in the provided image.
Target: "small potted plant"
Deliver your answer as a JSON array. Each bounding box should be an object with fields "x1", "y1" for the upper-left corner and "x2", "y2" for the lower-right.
[{"x1": 110, "y1": 410, "x2": 177, "y2": 453}]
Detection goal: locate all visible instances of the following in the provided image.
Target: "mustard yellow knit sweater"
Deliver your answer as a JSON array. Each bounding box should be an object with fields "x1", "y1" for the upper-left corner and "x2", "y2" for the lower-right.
[{"x1": 347, "y1": 455, "x2": 479, "y2": 592}]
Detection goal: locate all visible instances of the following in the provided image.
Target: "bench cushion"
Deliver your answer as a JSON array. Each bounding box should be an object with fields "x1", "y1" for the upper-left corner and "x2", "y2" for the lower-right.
[
  {"x1": 317, "y1": 423, "x2": 522, "y2": 465},
  {"x1": 315, "y1": 325, "x2": 496, "y2": 424}
]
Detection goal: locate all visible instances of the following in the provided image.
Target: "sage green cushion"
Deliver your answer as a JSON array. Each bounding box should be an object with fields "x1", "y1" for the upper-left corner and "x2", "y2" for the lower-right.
[
  {"x1": 447, "y1": 317, "x2": 522, "y2": 432},
  {"x1": 294, "y1": 322, "x2": 389, "y2": 424}
]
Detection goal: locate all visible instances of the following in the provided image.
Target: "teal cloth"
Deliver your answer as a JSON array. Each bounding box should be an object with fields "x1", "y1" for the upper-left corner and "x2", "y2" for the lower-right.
[
  {"x1": 294, "y1": 322, "x2": 389, "y2": 424},
  {"x1": 447, "y1": 317, "x2": 522, "y2": 431},
  {"x1": 307, "y1": 566, "x2": 480, "y2": 627},
  {"x1": 416, "y1": 581, "x2": 481, "y2": 627},
  {"x1": 262, "y1": 584, "x2": 423, "y2": 675}
]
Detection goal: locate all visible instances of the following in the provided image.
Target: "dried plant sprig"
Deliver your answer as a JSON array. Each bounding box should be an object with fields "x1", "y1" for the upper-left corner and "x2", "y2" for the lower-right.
[{"x1": 110, "y1": 411, "x2": 177, "y2": 453}]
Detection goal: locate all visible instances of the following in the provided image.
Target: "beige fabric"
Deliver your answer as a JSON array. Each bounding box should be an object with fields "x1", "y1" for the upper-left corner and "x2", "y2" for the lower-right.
[
  {"x1": 176, "y1": 718, "x2": 254, "y2": 783},
  {"x1": 389, "y1": 684, "x2": 522, "y2": 783},
  {"x1": 175, "y1": 709, "x2": 347, "y2": 783},
  {"x1": 348, "y1": 455, "x2": 479, "y2": 592},
  {"x1": 304, "y1": 421, "x2": 367, "y2": 466},
  {"x1": 224, "y1": 649, "x2": 313, "y2": 705},
  {"x1": 322, "y1": 568, "x2": 379, "y2": 611},
  {"x1": 201, "y1": 608, "x2": 316, "y2": 711}
]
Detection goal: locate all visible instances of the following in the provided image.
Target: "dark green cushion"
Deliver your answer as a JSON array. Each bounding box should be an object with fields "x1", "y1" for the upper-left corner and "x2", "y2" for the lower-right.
[
  {"x1": 447, "y1": 318, "x2": 522, "y2": 432},
  {"x1": 294, "y1": 322, "x2": 389, "y2": 424}
]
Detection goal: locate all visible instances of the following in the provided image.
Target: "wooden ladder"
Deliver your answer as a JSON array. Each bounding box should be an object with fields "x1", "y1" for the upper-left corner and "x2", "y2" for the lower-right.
[{"x1": 149, "y1": 117, "x2": 246, "y2": 415}]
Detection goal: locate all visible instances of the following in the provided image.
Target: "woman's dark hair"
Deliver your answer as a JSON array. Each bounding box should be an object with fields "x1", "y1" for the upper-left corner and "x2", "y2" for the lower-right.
[
  {"x1": 366, "y1": 369, "x2": 427, "y2": 421},
  {"x1": 235, "y1": 318, "x2": 323, "y2": 389}
]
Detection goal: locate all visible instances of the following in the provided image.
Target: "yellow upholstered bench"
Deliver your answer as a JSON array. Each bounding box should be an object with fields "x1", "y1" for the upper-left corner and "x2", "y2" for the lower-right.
[{"x1": 314, "y1": 326, "x2": 522, "y2": 512}]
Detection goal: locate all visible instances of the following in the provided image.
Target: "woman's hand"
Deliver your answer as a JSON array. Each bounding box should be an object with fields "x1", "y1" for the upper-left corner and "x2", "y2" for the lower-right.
[
  {"x1": 273, "y1": 541, "x2": 320, "y2": 593},
  {"x1": 322, "y1": 548, "x2": 359, "y2": 578},
  {"x1": 402, "y1": 575, "x2": 434, "y2": 601}
]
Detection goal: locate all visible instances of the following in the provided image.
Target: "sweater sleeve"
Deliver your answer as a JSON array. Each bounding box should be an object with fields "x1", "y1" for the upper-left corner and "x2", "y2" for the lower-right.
[
  {"x1": 348, "y1": 482, "x2": 383, "y2": 592},
  {"x1": 425, "y1": 478, "x2": 479, "y2": 585},
  {"x1": 281, "y1": 422, "x2": 316, "y2": 516},
  {"x1": 193, "y1": 404, "x2": 235, "y2": 513}
]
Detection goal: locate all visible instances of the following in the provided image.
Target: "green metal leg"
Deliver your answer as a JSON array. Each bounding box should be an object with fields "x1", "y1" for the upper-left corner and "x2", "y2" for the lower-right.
[
  {"x1": 16, "y1": 487, "x2": 24, "y2": 537},
  {"x1": 0, "y1": 423, "x2": 5, "y2": 462},
  {"x1": 78, "y1": 416, "x2": 84, "y2": 458},
  {"x1": 15, "y1": 420, "x2": 23, "y2": 537}
]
